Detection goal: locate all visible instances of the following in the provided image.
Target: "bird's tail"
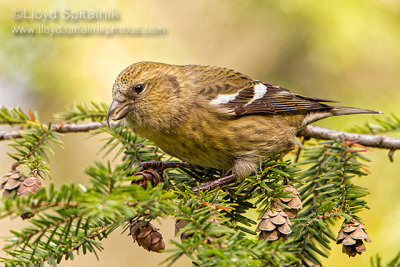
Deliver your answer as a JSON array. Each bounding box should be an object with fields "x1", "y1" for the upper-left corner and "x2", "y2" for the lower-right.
[
  {"x1": 330, "y1": 106, "x2": 382, "y2": 116},
  {"x1": 302, "y1": 106, "x2": 382, "y2": 125}
]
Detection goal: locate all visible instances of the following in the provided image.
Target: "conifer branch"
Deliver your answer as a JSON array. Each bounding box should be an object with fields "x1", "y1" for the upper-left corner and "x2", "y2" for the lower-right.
[
  {"x1": 2, "y1": 123, "x2": 400, "y2": 151},
  {"x1": 301, "y1": 125, "x2": 400, "y2": 150},
  {"x1": 0, "y1": 122, "x2": 106, "y2": 141}
]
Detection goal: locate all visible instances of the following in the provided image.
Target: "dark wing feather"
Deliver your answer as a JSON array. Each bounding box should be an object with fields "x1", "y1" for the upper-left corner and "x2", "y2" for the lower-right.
[
  {"x1": 224, "y1": 83, "x2": 333, "y2": 116},
  {"x1": 294, "y1": 94, "x2": 339, "y2": 103},
  {"x1": 187, "y1": 65, "x2": 337, "y2": 117}
]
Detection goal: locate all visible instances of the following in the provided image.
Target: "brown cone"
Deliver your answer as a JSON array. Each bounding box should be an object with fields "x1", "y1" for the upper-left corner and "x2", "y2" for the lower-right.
[
  {"x1": 130, "y1": 220, "x2": 165, "y2": 252},
  {"x1": 132, "y1": 170, "x2": 162, "y2": 188},
  {"x1": 278, "y1": 185, "x2": 303, "y2": 218},
  {"x1": 17, "y1": 177, "x2": 42, "y2": 196},
  {"x1": 257, "y1": 208, "x2": 292, "y2": 241},
  {"x1": 336, "y1": 221, "x2": 371, "y2": 257},
  {"x1": 1, "y1": 171, "x2": 26, "y2": 197}
]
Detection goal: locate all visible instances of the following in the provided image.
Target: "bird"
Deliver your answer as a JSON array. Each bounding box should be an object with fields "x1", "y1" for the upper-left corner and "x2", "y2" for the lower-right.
[{"x1": 107, "y1": 62, "x2": 380, "y2": 180}]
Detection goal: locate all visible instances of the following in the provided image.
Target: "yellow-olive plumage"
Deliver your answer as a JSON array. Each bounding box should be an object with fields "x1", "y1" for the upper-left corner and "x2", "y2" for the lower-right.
[{"x1": 108, "y1": 62, "x2": 379, "y2": 178}]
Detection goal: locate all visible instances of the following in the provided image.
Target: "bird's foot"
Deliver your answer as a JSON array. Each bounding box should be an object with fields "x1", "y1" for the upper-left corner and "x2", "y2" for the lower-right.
[
  {"x1": 133, "y1": 161, "x2": 191, "y2": 188},
  {"x1": 132, "y1": 169, "x2": 163, "y2": 188}
]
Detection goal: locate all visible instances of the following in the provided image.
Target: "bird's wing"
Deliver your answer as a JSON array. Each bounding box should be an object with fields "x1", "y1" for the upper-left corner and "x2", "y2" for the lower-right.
[
  {"x1": 203, "y1": 80, "x2": 336, "y2": 116},
  {"x1": 185, "y1": 65, "x2": 336, "y2": 116}
]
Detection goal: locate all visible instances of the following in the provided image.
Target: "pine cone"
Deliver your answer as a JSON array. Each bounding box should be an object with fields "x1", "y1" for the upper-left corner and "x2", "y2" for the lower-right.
[
  {"x1": 256, "y1": 208, "x2": 292, "y2": 241},
  {"x1": 130, "y1": 220, "x2": 165, "y2": 252},
  {"x1": 1, "y1": 171, "x2": 25, "y2": 197},
  {"x1": 336, "y1": 221, "x2": 371, "y2": 257},
  {"x1": 278, "y1": 185, "x2": 303, "y2": 218},
  {"x1": 17, "y1": 177, "x2": 42, "y2": 196},
  {"x1": 175, "y1": 219, "x2": 193, "y2": 241},
  {"x1": 132, "y1": 170, "x2": 162, "y2": 188}
]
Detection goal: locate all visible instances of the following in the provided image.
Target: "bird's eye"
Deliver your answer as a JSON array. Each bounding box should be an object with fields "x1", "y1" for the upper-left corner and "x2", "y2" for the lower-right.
[{"x1": 134, "y1": 84, "x2": 144, "y2": 94}]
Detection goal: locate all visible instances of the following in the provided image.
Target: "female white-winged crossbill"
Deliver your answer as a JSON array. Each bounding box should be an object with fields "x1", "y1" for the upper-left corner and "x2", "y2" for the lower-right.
[{"x1": 107, "y1": 62, "x2": 380, "y2": 179}]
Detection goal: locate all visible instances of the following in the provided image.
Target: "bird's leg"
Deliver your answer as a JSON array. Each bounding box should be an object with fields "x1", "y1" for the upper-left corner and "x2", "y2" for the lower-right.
[
  {"x1": 192, "y1": 174, "x2": 237, "y2": 192},
  {"x1": 137, "y1": 161, "x2": 191, "y2": 173},
  {"x1": 137, "y1": 161, "x2": 237, "y2": 192}
]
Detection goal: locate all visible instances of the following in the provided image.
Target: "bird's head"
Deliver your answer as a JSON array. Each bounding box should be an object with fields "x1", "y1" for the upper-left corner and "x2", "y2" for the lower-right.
[{"x1": 107, "y1": 62, "x2": 187, "y2": 130}]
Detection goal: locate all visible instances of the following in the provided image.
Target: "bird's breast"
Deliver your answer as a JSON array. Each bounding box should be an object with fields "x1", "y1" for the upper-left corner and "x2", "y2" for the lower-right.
[
  {"x1": 126, "y1": 113, "x2": 300, "y2": 171},
  {"x1": 130, "y1": 119, "x2": 235, "y2": 170}
]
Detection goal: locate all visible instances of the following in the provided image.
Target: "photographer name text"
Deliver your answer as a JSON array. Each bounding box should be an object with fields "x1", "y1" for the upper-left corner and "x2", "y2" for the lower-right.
[{"x1": 12, "y1": 8, "x2": 120, "y2": 22}]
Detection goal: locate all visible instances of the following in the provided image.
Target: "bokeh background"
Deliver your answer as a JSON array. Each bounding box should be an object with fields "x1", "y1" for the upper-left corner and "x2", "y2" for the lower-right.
[{"x1": 1, "y1": 0, "x2": 400, "y2": 266}]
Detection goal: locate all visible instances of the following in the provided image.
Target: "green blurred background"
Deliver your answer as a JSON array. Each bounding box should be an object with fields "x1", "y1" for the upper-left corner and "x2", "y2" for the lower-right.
[{"x1": 1, "y1": 0, "x2": 399, "y2": 266}]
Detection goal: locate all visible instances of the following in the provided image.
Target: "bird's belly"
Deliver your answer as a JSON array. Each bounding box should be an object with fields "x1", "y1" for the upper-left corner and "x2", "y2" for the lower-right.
[
  {"x1": 158, "y1": 136, "x2": 234, "y2": 170},
  {"x1": 129, "y1": 114, "x2": 299, "y2": 171},
  {"x1": 131, "y1": 124, "x2": 234, "y2": 170}
]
